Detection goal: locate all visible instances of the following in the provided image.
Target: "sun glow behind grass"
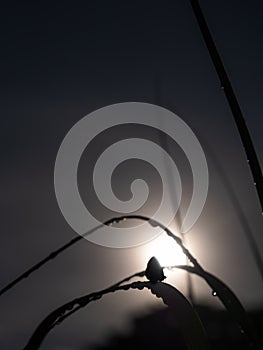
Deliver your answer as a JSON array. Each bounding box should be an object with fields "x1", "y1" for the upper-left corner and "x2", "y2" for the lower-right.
[{"x1": 143, "y1": 232, "x2": 186, "y2": 268}]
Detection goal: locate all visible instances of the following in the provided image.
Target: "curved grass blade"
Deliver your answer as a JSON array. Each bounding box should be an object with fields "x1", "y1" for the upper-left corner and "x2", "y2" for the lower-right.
[
  {"x1": 176, "y1": 265, "x2": 261, "y2": 349},
  {"x1": 22, "y1": 275, "x2": 144, "y2": 350},
  {"x1": 0, "y1": 215, "x2": 186, "y2": 297},
  {"x1": 151, "y1": 282, "x2": 208, "y2": 350},
  {"x1": 23, "y1": 279, "x2": 208, "y2": 350}
]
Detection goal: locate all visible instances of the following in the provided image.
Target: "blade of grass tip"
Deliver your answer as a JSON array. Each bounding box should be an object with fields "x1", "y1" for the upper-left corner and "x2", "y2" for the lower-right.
[
  {"x1": 0, "y1": 214, "x2": 200, "y2": 298},
  {"x1": 176, "y1": 265, "x2": 261, "y2": 349},
  {"x1": 0, "y1": 223, "x2": 104, "y2": 297},
  {"x1": 0, "y1": 215, "x2": 148, "y2": 297},
  {"x1": 0, "y1": 215, "x2": 209, "y2": 300}
]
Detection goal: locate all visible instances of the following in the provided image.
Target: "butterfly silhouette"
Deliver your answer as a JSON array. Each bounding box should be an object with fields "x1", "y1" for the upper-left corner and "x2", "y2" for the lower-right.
[{"x1": 145, "y1": 257, "x2": 166, "y2": 283}]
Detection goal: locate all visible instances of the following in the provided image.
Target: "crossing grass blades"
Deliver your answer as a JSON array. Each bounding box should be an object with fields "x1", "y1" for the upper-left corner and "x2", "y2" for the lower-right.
[{"x1": 10, "y1": 215, "x2": 260, "y2": 350}]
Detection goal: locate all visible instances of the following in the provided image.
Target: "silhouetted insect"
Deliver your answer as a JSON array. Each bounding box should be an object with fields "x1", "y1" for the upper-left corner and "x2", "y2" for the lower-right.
[{"x1": 145, "y1": 257, "x2": 166, "y2": 283}]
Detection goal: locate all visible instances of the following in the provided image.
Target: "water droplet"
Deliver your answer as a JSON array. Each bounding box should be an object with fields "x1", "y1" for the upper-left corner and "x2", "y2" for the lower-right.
[
  {"x1": 212, "y1": 291, "x2": 217, "y2": 296},
  {"x1": 137, "y1": 282, "x2": 145, "y2": 290}
]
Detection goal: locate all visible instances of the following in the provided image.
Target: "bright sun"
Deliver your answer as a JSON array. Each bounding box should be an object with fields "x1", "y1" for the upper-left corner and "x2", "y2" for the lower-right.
[{"x1": 144, "y1": 233, "x2": 186, "y2": 267}]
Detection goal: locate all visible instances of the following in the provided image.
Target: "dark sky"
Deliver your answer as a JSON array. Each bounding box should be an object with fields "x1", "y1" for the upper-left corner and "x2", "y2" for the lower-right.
[{"x1": 1, "y1": 1, "x2": 263, "y2": 349}]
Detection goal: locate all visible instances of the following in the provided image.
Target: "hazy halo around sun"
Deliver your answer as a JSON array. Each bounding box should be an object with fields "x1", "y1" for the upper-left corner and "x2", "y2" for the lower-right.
[{"x1": 144, "y1": 233, "x2": 186, "y2": 267}]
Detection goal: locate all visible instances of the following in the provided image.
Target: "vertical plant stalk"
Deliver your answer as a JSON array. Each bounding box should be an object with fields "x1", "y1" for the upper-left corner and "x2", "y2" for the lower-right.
[
  {"x1": 154, "y1": 75, "x2": 195, "y2": 303},
  {"x1": 203, "y1": 139, "x2": 263, "y2": 280},
  {"x1": 189, "y1": 0, "x2": 263, "y2": 213}
]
